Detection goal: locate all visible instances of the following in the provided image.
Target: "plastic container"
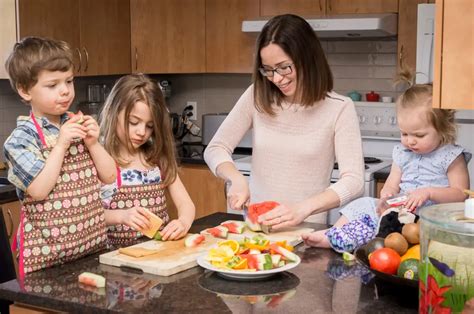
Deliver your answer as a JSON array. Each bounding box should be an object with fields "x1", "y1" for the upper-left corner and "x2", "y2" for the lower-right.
[{"x1": 419, "y1": 202, "x2": 474, "y2": 313}]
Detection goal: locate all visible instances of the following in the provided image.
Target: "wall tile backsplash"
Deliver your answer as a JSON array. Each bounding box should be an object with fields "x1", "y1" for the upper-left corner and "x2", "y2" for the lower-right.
[{"x1": 0, "y1": 40, "x2": 400, "y2": 154}]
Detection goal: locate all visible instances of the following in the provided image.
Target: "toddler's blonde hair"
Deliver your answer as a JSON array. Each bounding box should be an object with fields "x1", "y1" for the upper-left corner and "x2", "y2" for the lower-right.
[{"x1": 395, "y1": 70, "x2": 457, "y2": 145}]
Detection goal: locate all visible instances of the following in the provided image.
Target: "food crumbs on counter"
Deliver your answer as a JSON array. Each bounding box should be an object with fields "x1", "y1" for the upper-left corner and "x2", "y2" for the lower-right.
[{"x1": 78, "y1": 272, "x2": 106, "y2": 288}]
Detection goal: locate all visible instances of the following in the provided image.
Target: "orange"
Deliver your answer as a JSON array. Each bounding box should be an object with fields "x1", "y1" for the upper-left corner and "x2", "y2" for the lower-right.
[
  {"x1": 233, "y1": 258, "x2": 248, "y2": 270},
  {"x1": 400, "y1": 244, "x2": 420, "y2": 262},
  {"x1": 218, "y1": 239, "x2": 240, "y2": 254}
]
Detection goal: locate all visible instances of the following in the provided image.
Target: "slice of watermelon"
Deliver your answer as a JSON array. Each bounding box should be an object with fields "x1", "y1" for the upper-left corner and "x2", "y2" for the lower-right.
[
  {"x1": 67, "y1": 111, "x2": 85, "y2": 124},
  {"x1": 200, "y1": 226, "x2": 228, "y2": 238},
  {"x1": 220, "y1": 220, "x2": 245, "y2": 234},
  {"x1": 245, "y1": 201, "x2": 279, "y2": 231},
  {"x1": 184, "y1": 234, "x2": 205, "y2": 247}
]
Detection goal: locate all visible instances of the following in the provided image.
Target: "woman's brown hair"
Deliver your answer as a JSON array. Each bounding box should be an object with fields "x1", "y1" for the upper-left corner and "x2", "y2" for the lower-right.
[
  {"x1": 396, "y1": 69, "x2": 457, "y2": 145},
  {"x1": 100, "y1": 74, "x2": 178, "y2": 186},
  {"x1": 253, "y1": 14, "x2": 333, "y2": 115}
]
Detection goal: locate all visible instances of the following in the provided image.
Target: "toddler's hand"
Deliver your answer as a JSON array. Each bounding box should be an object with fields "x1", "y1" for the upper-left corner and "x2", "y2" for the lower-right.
[
  {"x1": 226, "y1": 177, "x2": 250, "y2": 211},
  {"x1": 120, "y1": 207, "x2": 152, "y2": 231},
  {"x1": 405, "y1": 188, "x2": 431, "y2": 212},
  {"x1": 160, "y1": 219, "x2": 189, "y2": 241},
  {"x1": 81, "y1": 115, "x2": 100, "y2": 147},
  {"x1": 57, "y1": 116, "x2": 87, "y2": 149}
]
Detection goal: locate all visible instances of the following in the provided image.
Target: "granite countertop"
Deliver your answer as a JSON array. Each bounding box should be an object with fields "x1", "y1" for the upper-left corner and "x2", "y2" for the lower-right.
[{"x1": 0, "y1": 213, "x2": 418, "y2": 313}]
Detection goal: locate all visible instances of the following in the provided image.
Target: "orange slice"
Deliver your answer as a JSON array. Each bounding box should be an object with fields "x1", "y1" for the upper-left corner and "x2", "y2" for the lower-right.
[{"x1": 218, "y1": 239, "x2": 240, "y2": 254}]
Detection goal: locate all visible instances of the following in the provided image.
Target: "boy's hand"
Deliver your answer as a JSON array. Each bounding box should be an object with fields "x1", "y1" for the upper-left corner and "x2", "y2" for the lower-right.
[
  {"x1": 160, "y1": 218, "x2": 189, "y2": 241},
  {"x1": 81, "y1": 115, "x2": 100, "y2": 147},
  {"x1": 120, "y1": 207, "x2": 152, "y2": 231},
  {"x1": 405, "y1": 188, "x2": 431, "y2": 212},
  {"x1": 57, "y1": 116, "x2": 87, "y2": 149}
]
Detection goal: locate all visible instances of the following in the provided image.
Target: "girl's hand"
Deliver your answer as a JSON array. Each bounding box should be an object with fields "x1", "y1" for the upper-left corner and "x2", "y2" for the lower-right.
[
  {"x1": 226, "y1": 176, "x2": 250, "y2": 211},
  {"x1": 257, "y1": 202, "x2": 307, "y2": 230},
  {"x1": 81, "y1": 115, "x2": 100, "y2": 147},
  {"x1": 120, "y1": 207, "x2": 152, "y2": 231},
  {"x1": 160, "y1": 218, "x2": 189, "y2": 241},
  {"x1": 57, "y1": 116, "x2": 87, "y2": 149},
  {"x1": 405, "y1": 188, "x2": 431, "y2": 212}
]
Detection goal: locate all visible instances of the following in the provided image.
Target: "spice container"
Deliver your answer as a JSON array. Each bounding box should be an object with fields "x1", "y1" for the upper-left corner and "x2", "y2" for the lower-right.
[{"x1": 419, "y1": 201, "x2": 474, "y2": 313}]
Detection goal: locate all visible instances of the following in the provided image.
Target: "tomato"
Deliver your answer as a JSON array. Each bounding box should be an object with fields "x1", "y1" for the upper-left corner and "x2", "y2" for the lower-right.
[{"x1": 369, "y1": 247, "x2": 401, "y2": 275}]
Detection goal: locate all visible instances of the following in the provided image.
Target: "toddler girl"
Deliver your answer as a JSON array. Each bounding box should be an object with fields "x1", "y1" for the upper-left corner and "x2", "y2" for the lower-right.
[
  {"x1": 302, "y1": 76, "x2": 471, "y2": 252},
  {"x1": 100, "y1": 74, "x2": 195, "y2": 247}
]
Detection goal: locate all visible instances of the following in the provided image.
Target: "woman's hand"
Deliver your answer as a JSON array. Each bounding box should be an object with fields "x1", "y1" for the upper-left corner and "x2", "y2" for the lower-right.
[
  {"x1": 257, "y1": 202, "x2": 308, "y2": 230},
  {"x1": 81, "y1": 115, "x2": 100, "y2": 147},
  {"x1": 405, "y1": 188, "x2": 431, "y2": 212},
  {"x1": 120, "y1": 207, "x2": 152, "y2": 231},
  {"x1": 57, "y1": 116, "x2": 87, "y2": 149},
  {"x1": 226, "y1": 176, "x2": 250, "y2": 211},
  {"x1": 160, "y1": 218, "x2": 189, "y2": 241}
]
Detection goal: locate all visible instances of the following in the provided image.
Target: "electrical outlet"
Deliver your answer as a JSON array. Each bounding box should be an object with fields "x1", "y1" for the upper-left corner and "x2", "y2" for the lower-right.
[{"x1": 186, "y1": 101, "x2": 197, "y2": 120}]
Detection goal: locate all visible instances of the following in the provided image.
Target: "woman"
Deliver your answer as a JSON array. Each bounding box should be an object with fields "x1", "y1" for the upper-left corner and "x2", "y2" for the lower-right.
[{"x1": 204, "y1": 14, "x2": 364, "y2": 227}]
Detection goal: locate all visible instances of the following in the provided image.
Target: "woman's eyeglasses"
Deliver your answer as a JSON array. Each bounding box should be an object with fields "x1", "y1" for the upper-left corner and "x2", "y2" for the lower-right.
[{"x1": 258, "y1": 64, "x2": 293, "y2": 77}]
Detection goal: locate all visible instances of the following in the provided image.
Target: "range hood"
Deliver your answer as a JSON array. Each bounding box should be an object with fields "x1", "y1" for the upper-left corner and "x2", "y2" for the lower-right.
[{"x1": 242, "y1": 14, "x2": 398, "y2": 38}]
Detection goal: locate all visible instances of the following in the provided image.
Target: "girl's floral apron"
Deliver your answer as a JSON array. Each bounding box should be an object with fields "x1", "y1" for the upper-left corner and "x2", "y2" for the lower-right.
[
  {"x1": 107, "y1": 167, "x2": 170, "y2": 247},
  {"x1": 18, "y1": 113, "x2": 107, "y2": 276}
]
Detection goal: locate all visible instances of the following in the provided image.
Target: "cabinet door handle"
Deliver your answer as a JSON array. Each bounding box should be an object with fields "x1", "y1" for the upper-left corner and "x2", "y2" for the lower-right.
[
  {"x1": 82, "y1": 47, "x2": 89, "y2": 72},
  {"x1": 327, "y1": 0, "x2": 332, "y2": 12},
  {"x1": 399, "y1": 44, "x2": 404, "y2": 68},
  {"x1": 75, "y1": 48, "x2": 82, "y2": 73},
  {"x1": 6, "y1": 209, "x2": 13, "y2": 238},
  {"x1": 135, "y1": 47, "x2": 138, "y2": 72},
  {"x1": 319, "y1": 0, "x2": 323, "y2": 12}
]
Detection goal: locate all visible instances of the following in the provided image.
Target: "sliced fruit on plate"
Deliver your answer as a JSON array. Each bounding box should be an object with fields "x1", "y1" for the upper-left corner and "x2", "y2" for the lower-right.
[
  {"x1": 218, "y1": 239, "x2": 240, "y2": 254},
  {"x1": 220, "y1": 220, "x2": 245, "y2": 234},
  {"x1": 245, "y1": 201, "x2": 279, "y2": 231},
  {"x1": 269, "y1": 243, "x2": 298, "y2": 262},
  {"x1": 200, "y1": 226, "x2": 229, "y2": 238},
  {"x1": 256, "y1": 253, "x2": 273, "y2": 270},
  {"x1": 184, "y1": 234, "x2": 205, "y2": 247}
]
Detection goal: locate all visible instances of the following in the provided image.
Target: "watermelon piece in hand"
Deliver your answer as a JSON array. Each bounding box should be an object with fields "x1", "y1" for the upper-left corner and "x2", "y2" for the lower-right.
[
  {"x1": 245, "y1": 201, "x2": 279, "y2": 231},
  {"x1": 67, "y1": 111, "x2": 85, "y2": 124}
]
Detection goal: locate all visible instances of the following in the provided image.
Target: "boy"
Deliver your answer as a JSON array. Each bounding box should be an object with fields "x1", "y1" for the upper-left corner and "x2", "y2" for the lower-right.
[{"x1": 3, "y1": 37, "x2": 116, "y2": 275}]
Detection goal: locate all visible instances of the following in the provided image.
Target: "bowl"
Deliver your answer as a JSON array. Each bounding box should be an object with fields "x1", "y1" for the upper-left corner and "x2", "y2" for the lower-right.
[{"x1": 354, "y1": 238, "x2": 418, "y2": 288}]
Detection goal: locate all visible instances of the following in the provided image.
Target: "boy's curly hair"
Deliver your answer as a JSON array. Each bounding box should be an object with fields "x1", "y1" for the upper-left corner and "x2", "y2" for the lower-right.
[{"x1": 5, "y1": 36, "x2": 73, "y2": 93}]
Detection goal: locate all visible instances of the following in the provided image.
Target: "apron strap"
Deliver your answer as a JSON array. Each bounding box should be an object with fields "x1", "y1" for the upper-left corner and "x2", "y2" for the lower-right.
[
  {"x1": 116, "y1": 166, "x2": 122, "y2": 189},
  {"x1": 30, "y1": 112, "x2": 47, "y2": 147}
]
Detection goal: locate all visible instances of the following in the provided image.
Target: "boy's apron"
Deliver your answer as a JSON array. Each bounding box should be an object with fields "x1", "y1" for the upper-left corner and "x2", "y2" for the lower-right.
[
  {"x1": 18, "y1": 112, "x2": 107, "y2": 276},
  {"x1": 107, "y1": 167, "x2": 170, "y2": 247}
]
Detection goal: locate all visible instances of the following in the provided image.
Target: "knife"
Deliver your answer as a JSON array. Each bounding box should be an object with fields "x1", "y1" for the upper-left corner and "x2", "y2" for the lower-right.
[{"x1": 241, "y1": 203, "x2": 271, "y2": 234}]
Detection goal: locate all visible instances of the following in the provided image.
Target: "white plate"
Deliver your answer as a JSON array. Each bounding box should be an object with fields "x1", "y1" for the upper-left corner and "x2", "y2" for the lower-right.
[{"x1": 196, "y1": 254, "x2": 301, "y2": 281}]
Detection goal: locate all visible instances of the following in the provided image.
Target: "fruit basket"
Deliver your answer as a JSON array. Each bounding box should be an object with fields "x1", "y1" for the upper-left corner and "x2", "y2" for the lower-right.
[{"x1": 354, "y1": 237, "x2": 418, "y2": 288}]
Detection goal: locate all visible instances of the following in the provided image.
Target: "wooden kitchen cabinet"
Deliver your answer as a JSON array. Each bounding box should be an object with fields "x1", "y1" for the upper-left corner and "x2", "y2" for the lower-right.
[
  {"x1": 433, "y1": 0, "x2": 473, "y2": 109},
  {"x1": 1, "y1": 200, "x2": 20, "y2": 275},
  {"x1": 261, "y1": 0, "x2": 397, "y2": 17},
  {"x1": 326, "y1": 0, "x2": 398, "y2": 14},
  {"x1": 166, "y1": 164, "x2": 226, "y2": 220},
  {"x1": 397, "y1": 0, "x2": 430, "y2": 73},
  {"x1": 206, "y1": 0, "x2": 259, "y2": 73},
  {"x1": 18, "y1": 0, "x2": 130, "y2": 76},
  {"x1": 260, "y1": 0, "x2": 325, "y2": 17},
  {"x1": 0, "y1": 0, "x2": 17, "y2": 79},
  {"x1": 131, "y1": 0, "x2": 205, "y2": 74}
]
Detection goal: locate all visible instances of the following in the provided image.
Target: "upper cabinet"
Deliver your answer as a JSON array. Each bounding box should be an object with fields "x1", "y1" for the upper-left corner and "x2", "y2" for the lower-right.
[
  {"x1": 206, "y1": 0, "x2": 259, "y2": 73},
  {"x1": 131, "y1": 0, "x2": 205, "y2": 74},
  {"x1": 433, "y1": 0, "x2": 473, "y2": 109},
  {"x1": 18, "y1": 0, "x2": 131, "y2": 77},
  {"x1": 260, "y1": 0, "x2": 397, "y2": 17},
  {"x1": 0, "y1": 0, "x2": 17, "y2": 79}
]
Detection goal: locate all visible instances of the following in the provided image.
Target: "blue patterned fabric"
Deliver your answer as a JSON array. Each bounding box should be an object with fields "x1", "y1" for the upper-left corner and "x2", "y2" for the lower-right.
[
  {"x1": 393, "y1": 143, "x2": 471, "y2": 208},
  {"x1": 101, "y1": 167, "x2": 162, "y2": 208},
  {"x1": 325, "y1": 215, "x2": 377, "y2": 253},
  {"x1": 3, "y1": 113, "x2": 69, "y2": 200}
]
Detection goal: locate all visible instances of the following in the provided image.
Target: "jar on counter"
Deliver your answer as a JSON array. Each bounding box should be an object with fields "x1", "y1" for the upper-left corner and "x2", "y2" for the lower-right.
[{"x1": 419, "y1": 202, "x2": 474, "y2": 313}]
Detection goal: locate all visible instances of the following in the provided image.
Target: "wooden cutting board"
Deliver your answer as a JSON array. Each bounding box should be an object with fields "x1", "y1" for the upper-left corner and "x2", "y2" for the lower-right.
[
  {"x1": 99, "y1": 235, "x2": 220, "y2": 276},
  {"x1": 227, "y1": 226, "x2": 314, "y2": 246}
]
